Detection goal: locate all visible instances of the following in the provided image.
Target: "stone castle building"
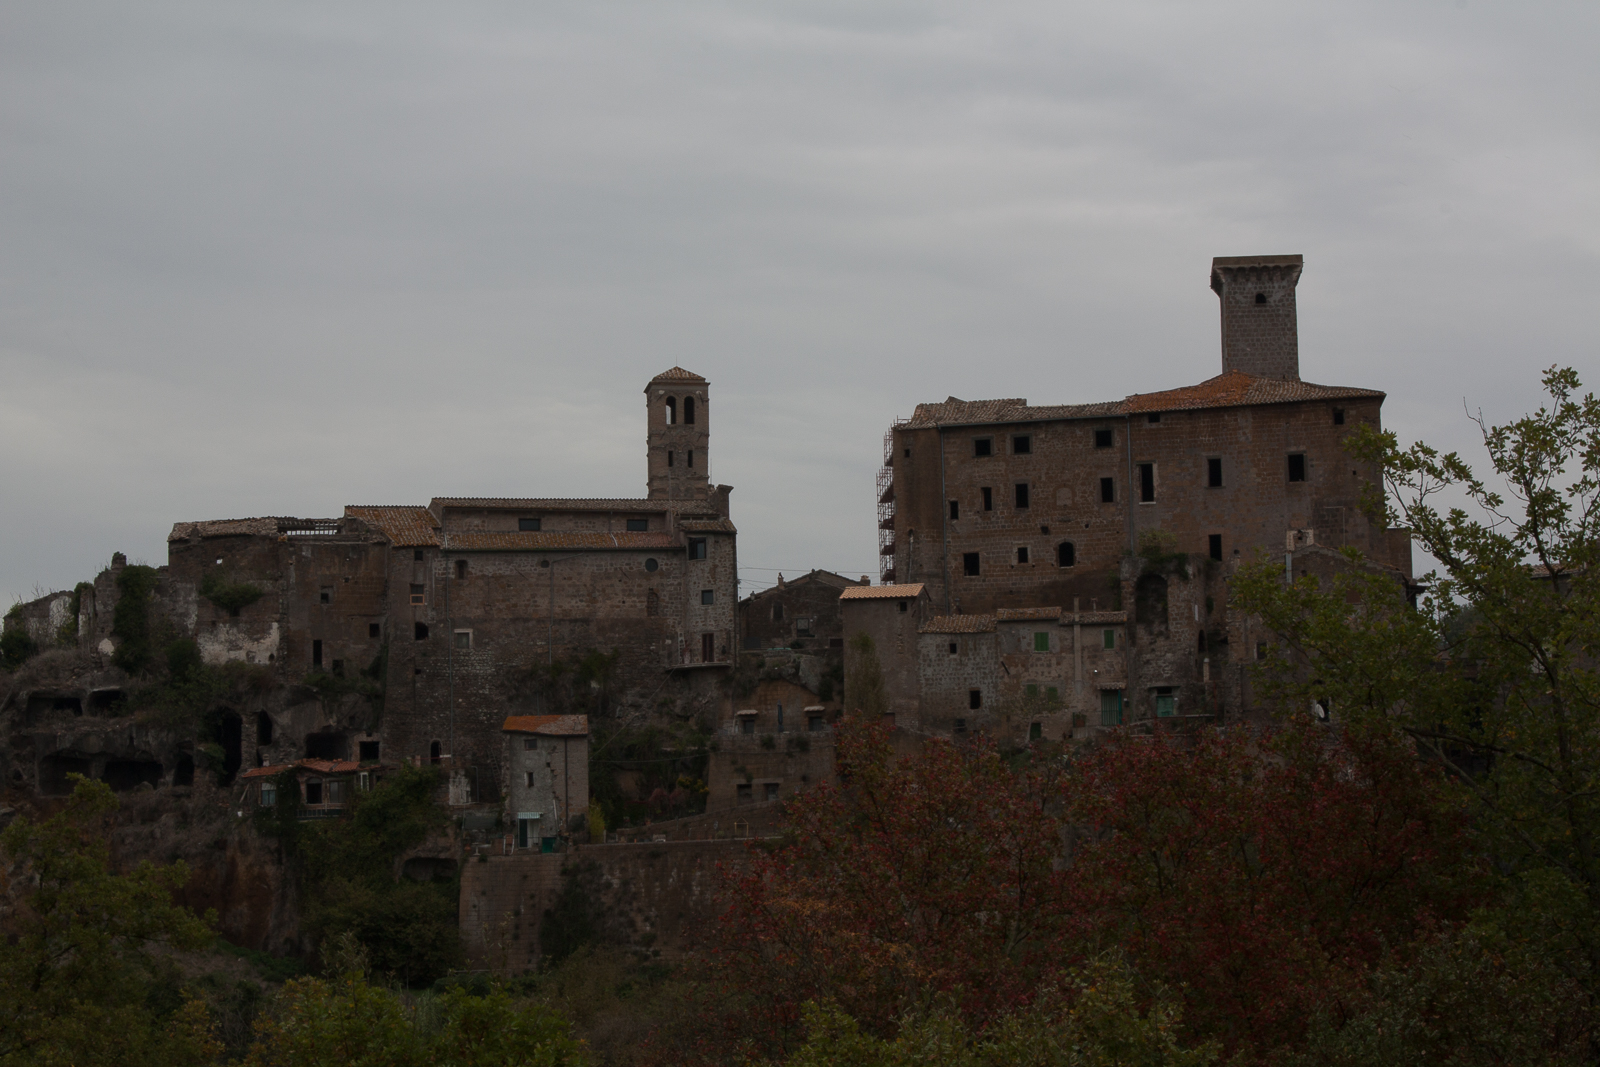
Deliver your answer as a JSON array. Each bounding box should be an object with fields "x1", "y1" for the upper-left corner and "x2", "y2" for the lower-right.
[
  {"x1": 849, "y1": 255, "x2": 1414, "y2": 739},
  {"x1": 4, "y1": 368, "x2": 735, "y2": 808}
]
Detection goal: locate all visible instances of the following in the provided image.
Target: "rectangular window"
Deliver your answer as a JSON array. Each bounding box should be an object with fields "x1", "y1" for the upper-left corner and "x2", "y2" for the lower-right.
[
  {"x1": 897, "y1": 601, "x2": 907, "y2": 613},
  {"x1": 1209, "y1": 534, "x2": 1223, "y2": 561},
  {"x1": 260, "y1": 784, "x2": 276, "y2": 807},
  {"x1": 453, "y1": 630, "x2": 471, "y2": 649},
  {"x1": 795, "y1": 617, "x2": 812, "y2": 636},
  {"x1": 963, "y1": 552, "x2": 980, "y2": 577},
  {"x1": 701, "y1": 632, "x2": 715, "y2": 662},
  {"x1": 1094, "y1": 428, "x2": 1113, "y2": 449},
  {"x1": 523, "y1": 737, "x2": 537, "y2": 750},
  {"x1": 1012, "y1": 434, "x2": 1031, "y2": 454},
  {"x1": 973, "y1": 437, "x2": 992, "y2": 457},
  {"x1": 1033, "y1": 631, "x2": 1049, "y2": 652},
  {"x1": 1014, "y1": 483, "x2": 1030, "y2": 509},
  {"x1": 1147, "y1": 412, "x2": 1161, "y2": 424},
  {"x1": 414, "y1": 621, "x2": 428, "y2": 641},
  {"x1": 369, "y1": 622, "x2": 381, "y2": 638},
  {"x1": 410, "y1": 583, "x2": 425, "y2": 605},
  {"x1": 667, "y1": 450, "x2": 674, "y2": 468},
  {"x1": 518, "y1": 517, "x2": 541, "y2": 531},
  {"x1": 688, "y1": 538, "x2": 707, "y2": 560},
  {"x1": 1288, "y1": 453, "x2": 1307, "y2": 482},
  {"x1": 1257, "y1": 641, "x2": 1268, "y2": 661},
  {"x1": 808, "y1": 715, "x2": 823, "y2": 732},
  {"x1": 331, "y1": 659, "x2": 344, "y2": 677},
  {"x1": 305, "y1": 779, "x2": 323, "y2": 805},
  {"x1": 1025, "y1": 684, "x2": 1038, "y2": 697},
  {"x1": 688, "y1": 449, "x2": 694, "y2": 468},
  {"x1": 736, "y1": 783, "x2": 752, "y2": 804},
  {"x1": 948, "y1": 641, "x2": 958, "y2": 655},
  {"x1": 741, "y1": 718, "x2": 754, "y2": 735},
  {"x1": 968, "y1": 689, "x2": 982, "y2": 710},
  {"x1": 1016, "y1": 546, "x2": 1029, "y2": 564},
  {"x1": 948, "y1": 500, "x2": 959, "y2": 520},
  {"x1": 1139, "y1": 463, "x2": 1155, "y2": 502},
  {"x1": 1100, "y1": 689, "x2": 1124, "y2": 726},
  {"x1": 312, "y1": 640, "x2": 323, "y2": 668},
  {"x1": 701, "y1": 589, "x2": 714, "y2": 605},
  {"x1": 1333, "y1": 407, "x2": 1345, "y2": 425},
  {"x1": 359, "y1": 741, "x2": 379, "y2": 761},
  {"x1": 319, "y1": 588, "x2": 331, "y2": 605},
  {"x1": 358, "y1": 771, "x2": 370, "y2": 791},
  {"x1": 326, "y1": 780, "x2": 345, "y2": 805},
  {"x1": 526, "y1": 771, "x2": 535, "y2": 787},
  {"x1": 1155, "y1": 687, "x2": 1177, "y2": 718},
  {"x1": 981, "y1": 487, "x2": 993, "y2": 511},
  {"x1": 626, "y1": 518, "x2": 648, "y2": 532},
  {"x1": 764, "y1": 782, "x2": 779, "y2": 802},
  {"x1": 455, "y1": 559, "x2": 468, "y2": 580},
  {"x1": 1102, "y1": 628, "x2": 1116, "y2": 649},
  {"x1": 1100, "y1": 477, "x2": 1115, "y2": 503},
  {"x1": 1029, "y1": 721, "x2": 1042, "y2": 741},
  {"x1": 1047, "y1": 686, "x2": 1058, "y2": 700},
  {"x1": 1207, "y1": 457, "x2": 1223, "y2": 487},
  {"x1": 954, "y1": 718, "x2": 967, "y2": 735},
  {"x1": 413, "y1": 549, "x2": 424, "y2": 561}
]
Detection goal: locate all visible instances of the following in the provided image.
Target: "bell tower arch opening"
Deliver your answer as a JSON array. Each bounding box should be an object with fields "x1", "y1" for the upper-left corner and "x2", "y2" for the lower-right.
[{"x1": 645, "y1": 367, "x2": 712, "y2": 501}]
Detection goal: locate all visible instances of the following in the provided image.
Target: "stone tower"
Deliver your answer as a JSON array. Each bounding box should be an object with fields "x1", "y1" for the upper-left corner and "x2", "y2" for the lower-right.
[
  {"x1": 1210, "y1": 254, "x2": 1303, "y2": 380},
  {"x1": 645, "y1": 367, "x2": 711, "y2": 501}
]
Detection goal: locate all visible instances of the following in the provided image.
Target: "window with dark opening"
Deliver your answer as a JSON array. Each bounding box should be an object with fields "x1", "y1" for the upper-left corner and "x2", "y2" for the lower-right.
[
  {"x1": 1012, "y1": 434, "x2": 1031, "y2": 454},
  {"x1": 410, "y1": 583, "x2": 425, "y2": 605},
  {"x1": 1288, "y1": 453, "x2": 1307, "y2": 482},
  {"x1": 1100, "y1": 477, "x2": 1115, "y2": 503},
  {"x1": 312, "y1": 640, "x2": 323, "y2": 667},
  {"x1": 963, "y1": 552, "x2": 980, "y2": 576},
  {"x1": 973, "y1": 437, "x2": 992, "y2": 457},
  {"x1": 359, "y1": 741, "x2": 380, "y2": 761},
  {"x1": 667, "y1": 450, "x2": 674, "y2": 468},
  {"x1": 1255, "y1": 291, "x2": 1267, "y2": 304},
  {"x1": 331, "y1": 659, "x2": 343, "y2": 677},
  {"x1": 954, "y1": 718, "x2": 967, "y2": 734},
  {"x1": 1208, "y1": 457, "x2": 1223, "y2": 487},
  {"x1": 319, "y1": 588, "x2": 330, "y2": 605},
  {"x1": 687, "y1": 449, "x2": 694, "y2": 468},
  {"x1": 455, "y1": 559, "x2": 467, "y2": 579},
  {"x1": 897, "y1": 600, "x2": 908, "y2": 613},
  {"x1": 305, "y1": 779, "x2": 323, "y2": 805},
  {"x1": 414, "y1": 622, "x2": 429, "y2": 640},
  {"x1": 1094, "y1": 428, "x2": 1113, "y2": 448},
  {"x1": 257, "y1": 711, "x2": 274, "y2": 746},
  {"x1": 645, "y1": 558, "x2": 659, "y2": 572},
  {"x1": 430, "y1": 740, "x2": 442, "y2": 764},
  {"x1": 1147, "y1": 413, "x2": 1161, "y2": 424},
  {"x1": 772, "y1": 603, "x2": 784, "y2": 620},
  {"x1": 737, "y1": 783, "x2": 752, "y2": 803},
  {"x1": 1016, "y1": 546, "x2": 1029, "y2": 564},
  {"x1": 369, "y1": 622, "x2": 381, "y2": 638},
  {"x1": 1139, "y1": 463, "x2": 1155, "y2": 502},
  {"x1": 1029, "y1": 722, "x2": 1042, "y2": 741},
  {"x1": 665, "y1": 396, "x2": 676, "y2": 424},
  {"x1": 413, "y1": 549, "x2": 424, "y2": 561},
  {"x1": 1014, "y1": 483, "x2": 1030, "y2": 508},
  {"x1": 1057, "y1": 542, "x2": 1075, "y2": 567},
  {"x1": 968, "y1": 689, "x2": 982, "y2": 710},
  {"x1": 453, "y1": 631, "x2": 470, "y2": 649},
  {"x1": 684, "y1": 397, "x2": 695, "y2": 424},
  {"x1": 1103, "y1": 628, "x2": 1116, "y2": 649},
  {"x1": 948, "y1": 641, "x2": 958, "y2": 655},
  {"x1": 701, "y1": 632, "x2": 715, "y2": 662},
  {"x1": 981, "y1": 487, "x2": 993, "y2": 511},
  {"x1": 626, "y1": 518, "x2": 648, "y2": 531},
  {"x1": 1209, "y1": 534, "x2": 1223, "y2": 561},
  {"x1": 688, "y1": 538, "x2": 707, "y2": 560},
  {"x1": 701, "y1": 589, "x2": 714, "y2": 605},
  {"x1": 948, "y1": 500, "x2": 959, "y2": 520},
  {"x1": 764, "y1": 782, "x2": 779, "y2": 802},
  {"x1": 1101, "y1": 689, "x2": 1123, "y2": 726},
  {"x1": 1333, "y1": 407, "x2": 1345, "y2": 425},
  {"x1": 903, "y1": 447, "x2": 910, "y2": 457}
]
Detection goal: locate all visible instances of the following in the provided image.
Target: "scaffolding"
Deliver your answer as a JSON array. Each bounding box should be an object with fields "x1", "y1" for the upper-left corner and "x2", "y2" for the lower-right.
[{"x1": 876, "y1": 424, "x2": 901, "y2": 584}]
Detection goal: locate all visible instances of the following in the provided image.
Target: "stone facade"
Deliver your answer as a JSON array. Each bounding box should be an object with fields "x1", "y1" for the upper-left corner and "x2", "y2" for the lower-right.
[
  {"x1": 738, "y1": 569, "x2": 866, "y2": 652},
  {"x1": 502, "y1": 715, "x2": 589, "y2": 851}
]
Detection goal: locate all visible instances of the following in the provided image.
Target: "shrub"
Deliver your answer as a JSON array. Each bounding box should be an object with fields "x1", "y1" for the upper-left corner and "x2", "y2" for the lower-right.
[
  {"x1": 199, "y1": 570, "x2": 265, "y2": 616},
  {"x1": 111, "y1": 564, "x2": 160, "y2": 674}
]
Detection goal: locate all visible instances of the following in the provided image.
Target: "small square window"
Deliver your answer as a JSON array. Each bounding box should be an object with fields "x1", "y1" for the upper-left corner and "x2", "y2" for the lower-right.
[
  {"x1": 1209, "y1": 534, "x2": 1223, "y2": 561},
  {"x1": 1012, "y1": 434, "x2": 1031, "y2": 454},
  {"x1": 1102, "y1": 629, "x2": 1116, "y2": 650},
  {"x1": 688, "y1": 538, "x2": 707, "y2": 560},
  {"x1": 701, "y1": 589, "x2": 714, "y2": 605},
  {"x1": 1014, "y1": 483, "x2": 1030, "y2": 509},
  {"x1": 524, "y1": 737, "x2": 537, "y2": 750},
  {"x1": 1147, "y1": 413, "x2": 1161, "y2": 424},
  {"x1": 809, "y1": 715, "x2": 823, "y2": 731},
  {"x1": 973, "y1": 437, "x2": 993, "y2": 457},
  {"x1": 1100, "y1": 477, "x2": 1115, "y2": 503},
  {"x1": 968, "y1": 689, "x2": 982, "y2": 710},
  {"x1": 519, "y1": 517, "x2": 541, "y2": 531},
  {"x1": 410, "y1": 583, "x2": 425, "y2": 605},
  {"x1": 319, "y1": 588, "x2": 331, "y2": 605},
  {"x1": 1288, "y1": 453, "x2": 1307, "y2": 482},
  {"x1": 453, "y1": 631, "x2": 471, "y2": 649},
  {"x1": 897, "y1": 600, "x2": 908, "y2": 613},
  {"x1": 369, "y1": 622, "x2": 381, "y2": 638},
  {"x1": 963, "y1": 552, "x2": 980, "y2": 577},
  {"x1": 413, "y1": 549, "x2": 424, "y2": 561},
  {"x1": 1033, "y1": 632, "x2": 1049, "y2": 652},
  {"x1": 1207, "y1": 457, "x2": 1223, "y2": 487},
  {"x1": 414, "y1": 622, "x2": 429, "y2": 640},
  {"x1": 948, "y1": 642, "x2": 958, "y2": 655},
  {"x1": 1016, "y1": 546, "x2": 1029, "y2": 564},
  {"x1": 1094, "y1": 428, "x2": 1113, "y2": 449},
  {"x1": 626, "y1": 518, "x2": 648, "y2": 532}
]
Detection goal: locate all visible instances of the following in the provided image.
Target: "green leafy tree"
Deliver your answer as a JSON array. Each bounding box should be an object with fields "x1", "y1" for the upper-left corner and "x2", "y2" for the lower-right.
[
  {"x1": 0, "y1": 777, "x2": 218, "y2": 1066},
  {"x1": 1233, "y1": 366, "x2": 1600, "y2": 1046},
  {"x1": 111, "y1": 563, "x2": 160, "y2": 673}
]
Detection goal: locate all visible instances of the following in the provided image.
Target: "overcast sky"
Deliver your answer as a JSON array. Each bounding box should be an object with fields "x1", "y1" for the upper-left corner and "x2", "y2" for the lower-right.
[{"x1": 1, "y1": 0, "x2": 1595, "y2": 604}]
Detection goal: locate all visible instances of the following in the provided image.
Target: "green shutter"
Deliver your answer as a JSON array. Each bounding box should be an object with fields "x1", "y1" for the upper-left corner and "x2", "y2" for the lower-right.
[{"x1": 1034, "y1": 631, "x2": 1050, "y2": 652}]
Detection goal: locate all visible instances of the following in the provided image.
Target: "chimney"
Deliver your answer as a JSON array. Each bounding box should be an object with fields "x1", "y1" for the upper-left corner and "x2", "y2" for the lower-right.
[{"x1": 1210, "y1": 255, "x2": 1303, "y2": 380}]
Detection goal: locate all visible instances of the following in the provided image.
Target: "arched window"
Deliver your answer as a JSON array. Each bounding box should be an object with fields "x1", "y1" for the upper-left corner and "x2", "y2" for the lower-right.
[
  {"x1": 684, "y1": 397, "x2": 696, "y2": 424},
  {"x1": 665, "y1": 397, "x2": 676, "y2": 424},
  {"x1": 1057, "y1": 542, "x2": 1076, "y2": 567}
]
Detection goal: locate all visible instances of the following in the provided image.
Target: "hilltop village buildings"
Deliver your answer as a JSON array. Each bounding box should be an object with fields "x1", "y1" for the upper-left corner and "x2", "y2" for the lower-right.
[{"x1": 3, "y1": 254, "x2": 1412, "y2": 840}]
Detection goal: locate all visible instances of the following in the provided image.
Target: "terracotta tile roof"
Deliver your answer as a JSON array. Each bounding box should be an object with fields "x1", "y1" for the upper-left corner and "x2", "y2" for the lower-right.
[
  {"x1": 429, "y1": 498, "x2": 676, "y2": 515},
  {"x1": 344, "y1": 506, "x2": 441, "y2": 547},
  {"x1": 240, "y1": 758, "x2": 374, "y2": 779},
  {"x1": 920, "y1": 614, "x2": 997, "y2": 634},
  {"x1": 240, "y1": 764, "x2": 294, "y2": 780},
  {"x1": 996, "y1": 607, "x2": 1063, "y2": 621},
  {"x1": 168, "y1": 517, "x2": 291, "y2": 542},
  {"x1": 744, "y1": 570, "x2": 867, "y2": 601},
  {"x1": 442, "y1": 531, "x2": 676, "y2": 551},
  {"x1": 1122, "y1": 371, "x2": 1384, "y2": 414},
  {"x1": 839, "y1": 583, "x2": 926, "y2": 600},
  {"x1": 650, "y1": 366, "x2": 707, "y2": 383},
  {"x1": 898, "y1": 372, "x2": 1383, "y2": 428},
  {"x1": 1066, "y1": 610, "x2": 1128, "y2": 625},
  {"x1": 502, "y1": 714, "x2": 589, "y2": 736},
  {"x1": 678, "y1": 518, "x2": 737, "y2": 534}
]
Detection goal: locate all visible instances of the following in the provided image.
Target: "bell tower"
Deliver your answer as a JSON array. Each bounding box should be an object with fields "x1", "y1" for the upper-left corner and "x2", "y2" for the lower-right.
[
  {"x1": 1210, "y1": 254, "x2": 1303, "y2": 380},
  {"x1": 645, "y1": 367, "x2": 711, "y2": 501}
]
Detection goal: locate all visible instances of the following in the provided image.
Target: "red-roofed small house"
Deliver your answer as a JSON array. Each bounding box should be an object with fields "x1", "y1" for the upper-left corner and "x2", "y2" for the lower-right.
[{"x1": 501, "y1": 715, "x2": 589, "y2": 852}]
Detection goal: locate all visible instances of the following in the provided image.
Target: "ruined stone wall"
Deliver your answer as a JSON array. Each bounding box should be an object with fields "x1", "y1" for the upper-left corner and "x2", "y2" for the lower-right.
[
  {"x1": 459, "y1": 839, "x2": 752, "y2": 972},
  {"x1": 705, "y1": 727, "x2": 834, "y2": 809}
]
